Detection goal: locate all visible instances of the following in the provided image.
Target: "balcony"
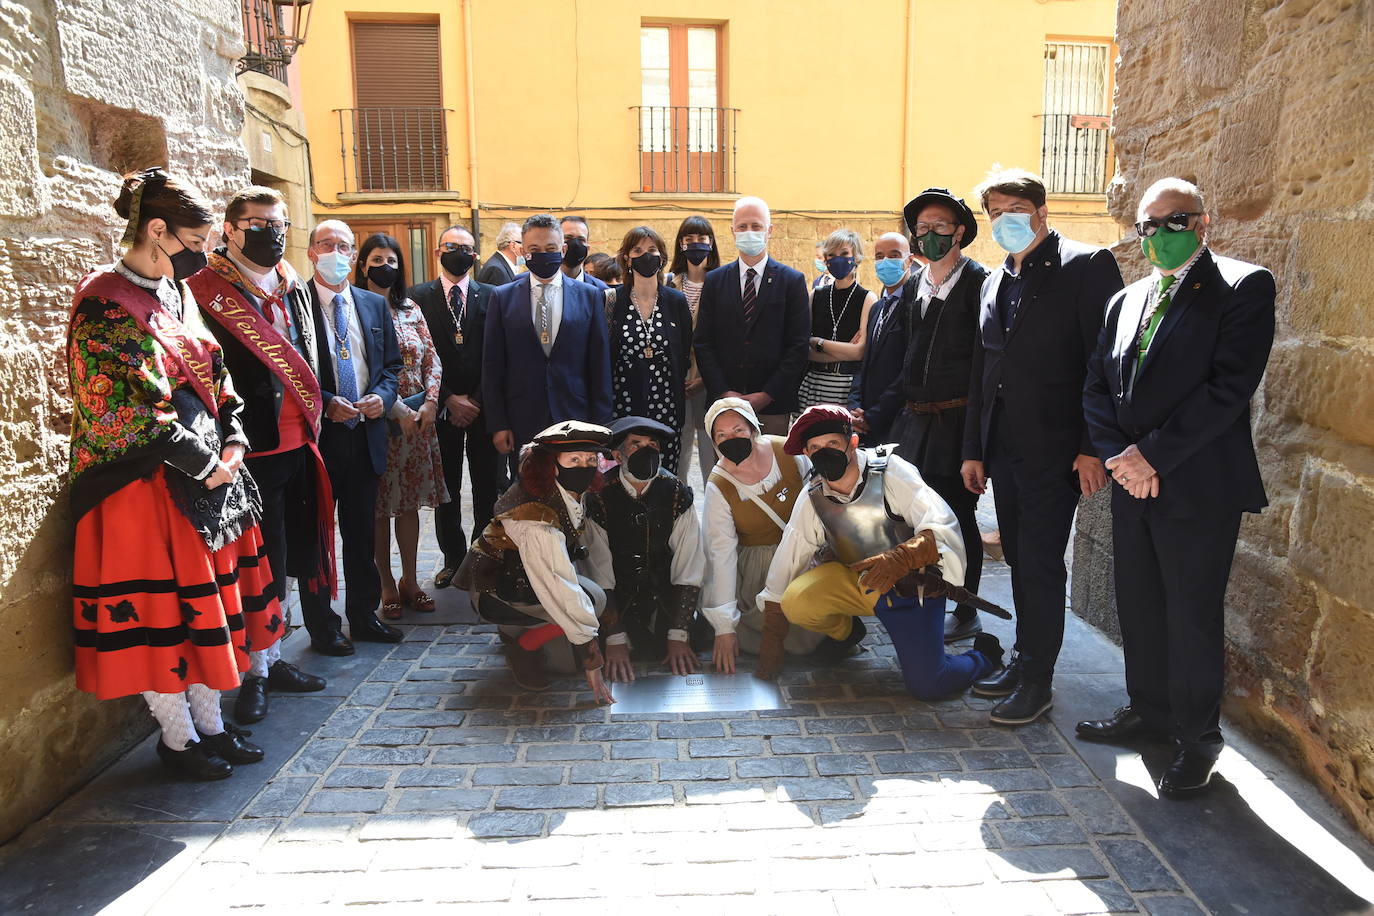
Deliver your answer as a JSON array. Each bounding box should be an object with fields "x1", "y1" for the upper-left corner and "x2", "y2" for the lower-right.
[
  {"x1": 334, "y1": 107, "x2": 456, "y2": 199},
  {"x1": 239, "y1": 0, "x2": 289, "y2": 83},
  {"x1": 1040, "y1": 113, "x2": 1111, "y2": 195},
  {"x1": 632, "y1": 106, "x2": 738, "y2": 196}
]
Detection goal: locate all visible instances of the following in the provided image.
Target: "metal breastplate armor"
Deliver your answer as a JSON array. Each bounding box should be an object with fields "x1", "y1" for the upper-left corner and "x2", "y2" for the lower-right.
[{"x1": 809, "y1": 448, "x2": 914, "y2": 566}]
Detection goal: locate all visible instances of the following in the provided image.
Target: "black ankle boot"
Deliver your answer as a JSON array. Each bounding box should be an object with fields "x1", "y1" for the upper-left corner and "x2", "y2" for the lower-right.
[
  {"x1": 156, "y1": 739, "x2": 233, "y2": 780},
  {"x1": 810, "y1": 616, "x2": 867, "y2": 665},
  {"x1": 198, "y1": 722, "x2": 265, "y2": 764},
  {"x1": 972, "y1": 633, "x2": 1004, "y2": 671}
]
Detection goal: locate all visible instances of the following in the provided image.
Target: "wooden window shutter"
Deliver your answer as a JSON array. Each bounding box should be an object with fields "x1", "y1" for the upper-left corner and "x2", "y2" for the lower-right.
[{"x1": 349, "y1": 22, "x2": 447, "y2": 191}]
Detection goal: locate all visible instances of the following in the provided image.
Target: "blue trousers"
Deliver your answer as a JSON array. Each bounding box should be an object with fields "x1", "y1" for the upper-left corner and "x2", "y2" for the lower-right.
[{"x1": 875, "y1": 592, "x2": 995, "y2": 700}]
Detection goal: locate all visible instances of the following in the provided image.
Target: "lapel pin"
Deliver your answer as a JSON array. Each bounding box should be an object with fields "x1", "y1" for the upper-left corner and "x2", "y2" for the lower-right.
[
  {"x1": 1193, "y1": 283, "x2": 1201, "y2": 289},
  {"x1": 1044, "y1": 261, "x2": 1051, "y2": 267}
]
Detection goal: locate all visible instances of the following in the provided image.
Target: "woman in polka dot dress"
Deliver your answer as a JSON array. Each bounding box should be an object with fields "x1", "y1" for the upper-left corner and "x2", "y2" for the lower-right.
[{"x1": 606, "y1": 226, "x2": 694, "y2": 474}]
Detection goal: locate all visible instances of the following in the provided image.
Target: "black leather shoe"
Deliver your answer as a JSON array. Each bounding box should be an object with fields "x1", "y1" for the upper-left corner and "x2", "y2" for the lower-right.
[
  {"x1": 990, "y1": 678, "x2": 1053, "y2": 725},
  {"x1": 972, "y1": 652, "x2": 1022, "y2": 697},
  {"x1": 198, "y1": 723, "x2": 264, "y2": 764},
  {"x1": 434, "y1": 566, "x2": 458, "y2": 589},
  {"x1": 944, "y1": 610, "x2": 983, "y2": 643},
  {"x1": 1076, "y1": 706, "x2": 1163, "y2": 744},
  {"x1": 233, "y1": 675, "x2": 269, "y2": 724},
  {"x1": 156, "y1": 739, "x2": 233, "y2": 780},
  {"x1": 811, "y1": 616, "x2": 867, "y2": 664},
  {"x1": 267, "y1": 660, "x2": 327, "y2": 693},
  {"x1": 311, "y1": 630, "x2": 356, "y2": 656},
  {"x1": 1158, "y1": 744, "x2": 1221, "y2": 796},
  {"x1": 350, "y1": 615, "x2": 404, "y2": 643},
  {"x1": 972, "y1": 633, "x2": 1004, "y2": 671}
]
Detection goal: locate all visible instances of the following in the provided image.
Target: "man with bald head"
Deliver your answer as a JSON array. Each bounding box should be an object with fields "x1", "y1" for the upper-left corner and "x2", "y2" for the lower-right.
[
  {"x1": 693, "y1": 195, "x2": 810, "y2": 436},
  {"x1": 304, "y1": 219, "x2": 404, "y2": 654},
  {"x1": 1079, "y1": 179, "x2": 1275, "y2": 796},
  {"x1": 848, "y1": 231, "x2": 915, "y2": 446}
]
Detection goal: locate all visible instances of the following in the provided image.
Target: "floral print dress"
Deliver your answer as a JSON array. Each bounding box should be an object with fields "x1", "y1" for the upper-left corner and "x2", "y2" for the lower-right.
[{"x1": 377, "y1": 298, "x2": 450, "y2": 516}]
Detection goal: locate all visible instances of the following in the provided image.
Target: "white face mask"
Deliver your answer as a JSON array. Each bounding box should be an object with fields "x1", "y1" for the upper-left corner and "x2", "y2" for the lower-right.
[{"x1": 735, "y1": 230, "x2": 767, "y2": 258}]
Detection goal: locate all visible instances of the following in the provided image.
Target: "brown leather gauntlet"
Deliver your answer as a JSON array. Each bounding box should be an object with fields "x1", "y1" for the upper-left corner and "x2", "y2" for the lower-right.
[
  {"x1": 851, "y1": 530, "x2": 941, "y2": 595},
  {"x1": 756, "y1": 600, "x2": 789, "y2": 681}
]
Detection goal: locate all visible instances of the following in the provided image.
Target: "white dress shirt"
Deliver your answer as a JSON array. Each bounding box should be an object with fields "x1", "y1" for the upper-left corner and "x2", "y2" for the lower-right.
[
  {"x1": 582, "y1": 474, "x2": 706, "y2": 644},
  {"x1": 315, "y1": 279, "x2": 369, "y2": 395},
  {"x1": 916, "y1": 256, "x2": 969, "y2": 319},
  {"x1": 530, "y1": 270, "x2": 565, "y2": 353},
  {"x1": 739, "y1": 256, "x2": 767, "y2": 300},
  {"x1": 228, "y1": 251, "x2": 294, "y2": 340},
  {"x1": 757, "y1": 449, "x2": 967, "y2": 612},
  {"x1": 501, "y1": 483, "x2": 623, "y2": 646},
  {"x1": 700, "y1": 440, "x2": 809, "y2": 634}
]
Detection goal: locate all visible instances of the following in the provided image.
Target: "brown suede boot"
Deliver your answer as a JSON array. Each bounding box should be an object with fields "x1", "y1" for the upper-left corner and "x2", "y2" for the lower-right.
[{"x1": 500, "y1": 632, "x2": 550, "y2": 691}]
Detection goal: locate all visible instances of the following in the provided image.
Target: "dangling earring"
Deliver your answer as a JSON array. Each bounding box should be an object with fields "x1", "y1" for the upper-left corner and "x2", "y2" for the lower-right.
[{"x1": 151, "y1": 242, "x2": 159, "y2": 264}]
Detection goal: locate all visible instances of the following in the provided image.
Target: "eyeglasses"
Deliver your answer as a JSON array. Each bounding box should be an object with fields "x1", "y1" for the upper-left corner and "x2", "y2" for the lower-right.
[
  {"x1": 233, "y1": 217, "x2": 291, "y2": 231},
  {"x1": 1134, "y1": 212, "x2": 1201, "y2": 238},
  {"x1": 913, "y1": 221, "x2": 956, "y2": 235},
  {"x1": 440, "y1": 243, "x2": 476, "y2": 254},
  {"x1": 312, "y1": 239, "x2": 354, "y2": 254}
]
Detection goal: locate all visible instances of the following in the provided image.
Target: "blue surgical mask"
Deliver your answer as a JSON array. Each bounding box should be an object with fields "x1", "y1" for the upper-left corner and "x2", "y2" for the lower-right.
[
  {"x1": 735, "y1": 230, "x2": 767, "y2": 258},
  {"x1": 874, "y1": 258, "x2": 907, "y2": 288},
  {"x1": 826, "y1": 255, "x2": 856, "y2": 280},
  {"x1": 515, "y1": 254, "x2": 526, "y2": 268},
  {"x1": 991, "y1": 212, "x2": 1038, "y2": 254},
  {"x1": 814, "y1": 258, "x2": 826, "y2": 273},
  {"x1": 316, "y1": 250, "x2": 352, "y2": 286}
]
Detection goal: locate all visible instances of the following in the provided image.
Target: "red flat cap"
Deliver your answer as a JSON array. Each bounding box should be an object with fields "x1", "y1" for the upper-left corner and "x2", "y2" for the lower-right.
[{"x1": 783, "y1": 404, "x2": 854, "y2": 455}]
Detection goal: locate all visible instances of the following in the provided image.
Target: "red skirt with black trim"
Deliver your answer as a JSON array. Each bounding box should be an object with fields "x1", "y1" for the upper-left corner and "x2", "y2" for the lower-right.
[{"x1": 73, "y1": 468, "x2": 283, "y2": 700}]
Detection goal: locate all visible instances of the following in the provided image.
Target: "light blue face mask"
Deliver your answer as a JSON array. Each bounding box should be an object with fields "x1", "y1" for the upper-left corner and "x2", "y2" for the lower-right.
[
  {"x1": 991, "y1": 212, "x2": 1038, "y2": 254},
  {"x1": 316, "y1": 250, "x2": 353, "y2": 286},
  {"x1": 874, "y1": 258, "x2": 907, "y2": 288},
  {"x1": 735, "y1": 230, "x2": 767, "y2": 258}
]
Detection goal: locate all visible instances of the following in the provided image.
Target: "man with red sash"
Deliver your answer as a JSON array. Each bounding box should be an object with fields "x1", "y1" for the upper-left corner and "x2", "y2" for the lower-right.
[{"x1": 187, "y1": 186, "x2": 331, "y2": 724}]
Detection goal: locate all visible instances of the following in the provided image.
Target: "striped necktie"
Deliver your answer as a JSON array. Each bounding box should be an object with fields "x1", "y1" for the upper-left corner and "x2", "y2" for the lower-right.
[{"x1": 741, "y1": 267, "x2": 758, "y2": 324}]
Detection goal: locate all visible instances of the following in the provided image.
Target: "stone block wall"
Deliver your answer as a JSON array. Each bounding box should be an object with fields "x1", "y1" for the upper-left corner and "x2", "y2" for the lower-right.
[
  {"x1": 1075, "y1": 0, "x2": 1374, "y2": 841},
  {"x1": 0, "y1": 0, "x2": 249, "y2": 843}
]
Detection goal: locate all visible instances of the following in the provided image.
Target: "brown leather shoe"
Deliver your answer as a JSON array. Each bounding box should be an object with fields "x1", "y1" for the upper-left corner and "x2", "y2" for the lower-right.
[{"x1": 500, "y1": 633, "x2": 550, "y2": 691}]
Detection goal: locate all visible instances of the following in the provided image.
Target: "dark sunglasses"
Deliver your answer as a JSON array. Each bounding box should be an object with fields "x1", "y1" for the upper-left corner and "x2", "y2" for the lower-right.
[
  {"x1": 1135, "y1": 212, "x2": 1201, "y2": 238},
  {"x1": 440, "y1": 243, "x2": 477, "y2": 254}
]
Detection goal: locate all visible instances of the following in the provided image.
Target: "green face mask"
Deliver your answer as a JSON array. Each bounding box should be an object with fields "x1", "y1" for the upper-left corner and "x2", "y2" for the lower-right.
[
  {"x1": 916, "y1": 230, "x2": 956, "y2": 261},
  {"x1": 1140, "y1": 228, "x2": 1200, "y2": 271}
]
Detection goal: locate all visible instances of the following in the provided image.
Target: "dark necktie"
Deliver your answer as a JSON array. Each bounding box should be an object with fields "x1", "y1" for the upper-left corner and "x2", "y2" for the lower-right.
[
  {"x1": 448, "y1": 282, "x2": 465, "y2": 345},
  {"x1": 872, "y1": 293, "x2": 898, "y2": 342},
  {"x1": 741, "y1": 267, "x2": 758, "y2": 324}
]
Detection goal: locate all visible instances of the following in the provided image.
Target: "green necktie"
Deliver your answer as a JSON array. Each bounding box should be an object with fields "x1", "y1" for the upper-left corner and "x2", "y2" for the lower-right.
[{"x1": 1134, "y1": 274, "x2": 1177, "y2": 380}]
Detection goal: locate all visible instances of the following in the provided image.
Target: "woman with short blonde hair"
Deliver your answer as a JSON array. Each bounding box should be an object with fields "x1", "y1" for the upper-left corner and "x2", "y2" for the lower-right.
[{"x1": 796, "y1": 228, "x2": 878, "y2": 412}]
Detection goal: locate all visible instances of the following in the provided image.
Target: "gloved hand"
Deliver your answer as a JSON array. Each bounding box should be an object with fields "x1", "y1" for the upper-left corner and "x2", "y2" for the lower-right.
[
  {"x1": 755, "y1": 600, "x2": 789, "y2": 682},
  {"x1": 850, "y1": 530, "x2": 940, "y2": 595}
]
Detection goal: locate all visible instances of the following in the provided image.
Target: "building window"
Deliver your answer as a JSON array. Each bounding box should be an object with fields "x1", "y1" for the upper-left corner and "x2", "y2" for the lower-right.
[
  {"x1": 636, "y1": 22, "x2": 736, "y2": 193},
  {"x1": 1041, "y1": 40, "x2": 1111, "y2": 194},
  {"x1": 340, "y1": 21, "x2": 449, "y2": 193}
]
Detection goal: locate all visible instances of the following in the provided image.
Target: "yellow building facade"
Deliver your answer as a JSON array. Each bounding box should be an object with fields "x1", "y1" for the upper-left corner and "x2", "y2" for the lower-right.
[{"x1": 293, "y1": 0, "x2": 1117, "y2": 287}]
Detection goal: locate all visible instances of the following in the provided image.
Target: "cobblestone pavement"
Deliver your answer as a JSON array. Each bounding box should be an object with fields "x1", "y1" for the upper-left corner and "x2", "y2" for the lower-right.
[{"x1": 4, "y1": 486, "x2": 1373, "y2": 914}]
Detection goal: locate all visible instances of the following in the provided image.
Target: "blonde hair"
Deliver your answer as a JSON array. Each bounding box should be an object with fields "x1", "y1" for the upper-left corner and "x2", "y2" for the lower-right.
[{"x1": 823, "y1": 228, "x2": 865, "y2": 263}]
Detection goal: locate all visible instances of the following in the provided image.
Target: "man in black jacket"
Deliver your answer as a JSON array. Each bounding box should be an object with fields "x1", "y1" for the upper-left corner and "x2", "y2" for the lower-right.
[
  {"x1": 476, "y1": 221, "x2": 522, "y2": 286},
  {"x1": 693, "y1": 196, "x2": 810, "y2": 436},
  {"x1": 849, "y1": 231, "x2": 914, "y2": 447},
  {"x1": 889, "y1": 188, "x2": 991, "y2": 644},
  {"x1": 407, "y1": 225, "x2": 501, "y2": 589},
  {"x1": 961, "y1": 168, "x2": 1123, "y2": 725},
  {"x1": 1077, "y1": 178, "x2": 1274, "y2": 796}
]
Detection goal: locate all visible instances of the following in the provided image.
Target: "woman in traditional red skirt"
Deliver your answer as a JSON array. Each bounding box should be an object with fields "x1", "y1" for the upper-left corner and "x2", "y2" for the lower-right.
[{"x1": 69, "y1": 168, "x2": 281, "y2": 780}]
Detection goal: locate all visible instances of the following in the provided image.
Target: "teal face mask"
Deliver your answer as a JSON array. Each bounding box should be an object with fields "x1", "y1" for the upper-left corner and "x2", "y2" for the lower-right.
[{"x1": 991, "y1": 212, "x2": 1037, "y2": 253}]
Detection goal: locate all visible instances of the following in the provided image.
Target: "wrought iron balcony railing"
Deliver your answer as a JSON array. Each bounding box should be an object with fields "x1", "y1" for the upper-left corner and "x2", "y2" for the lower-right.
[
  {"x1": 632, "y1": 106, "x2": 738, "y2": 194},
  {"x1": 1040, "y1": 113, "x2": 1111, "y2": 195},
  {"x1": 335, "y1": 107, "x2": 452, "y2": 194},
  {"x1": 239, "y1": 0, "x2": 289, "y2": 83}
]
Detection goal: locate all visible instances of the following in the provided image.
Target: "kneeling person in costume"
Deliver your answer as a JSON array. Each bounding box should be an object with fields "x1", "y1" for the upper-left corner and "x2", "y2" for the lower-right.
[
  {"x1": 584, "y1": 417, "x2": 706, "y2": 675},
  {"x1": 757, "y1": 405, "x2": 1003, "y2": 699},
  {"x1": 458, "y1": 422, "x2": 625, "y2": 702}
]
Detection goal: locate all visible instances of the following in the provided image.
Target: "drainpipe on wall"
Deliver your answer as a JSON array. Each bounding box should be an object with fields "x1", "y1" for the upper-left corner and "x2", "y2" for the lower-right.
[
  {"x1": 462, "y1": 0, "x2": 482, "y2": 243},
  {"x1": 900, "y1": 0, "x2": 916, "y2": 208}
]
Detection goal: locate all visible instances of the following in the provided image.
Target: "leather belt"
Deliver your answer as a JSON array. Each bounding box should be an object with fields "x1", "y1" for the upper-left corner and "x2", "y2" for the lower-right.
[
  {"x1": 906, "y1": 397, "x2": 968, "y2": 414},
  {"x1": 811, "y1": 360, "x2": 862, "y2": 375}
]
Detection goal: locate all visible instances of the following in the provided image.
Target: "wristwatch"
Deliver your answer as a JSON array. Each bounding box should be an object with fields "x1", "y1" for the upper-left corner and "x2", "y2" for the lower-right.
[{"x1": 813, "y1": 338, "x2": 824, "y2": 353}]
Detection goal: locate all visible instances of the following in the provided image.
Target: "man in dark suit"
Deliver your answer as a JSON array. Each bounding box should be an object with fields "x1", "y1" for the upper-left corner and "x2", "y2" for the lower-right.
[
  {"x1": 1078, "y1": 179, "x2": 1275, "y2": 796},
  {"x1": 960, "y1": 168, "x2": 1123, "y2": 725},
  {"x1": 693, "y1": 196, "x2": 810, "y2": 436},
  {"x1": 483, "y1": 213, "x2": 613, "y2": 472},
  {"x1": 304, "y1": 219, "x2": 404, "y2": 654},
  {"x1": 559, "y1": 215, "x2": 608, "y2": 290},
  {"x1": 407, "y1": 224, "x2": 502, "y2": 589},
  {"x1": 476, "y1": 221, "x2": 522, "y2": 286},
  {"x1": 849, "y1": 231, "x2": 914, "y2": 446}
]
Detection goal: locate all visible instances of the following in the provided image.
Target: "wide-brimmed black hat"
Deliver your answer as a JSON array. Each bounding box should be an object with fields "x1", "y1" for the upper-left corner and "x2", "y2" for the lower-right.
[
  {"x1": 903, "y1": 187, "x2": 978, "y2": 248},
  {"x1": 608, "y1": 415, "x2": 675, "y2": 450},
  {"x1": 532, "y1": 420, "x2": 613, "y2": 454}
]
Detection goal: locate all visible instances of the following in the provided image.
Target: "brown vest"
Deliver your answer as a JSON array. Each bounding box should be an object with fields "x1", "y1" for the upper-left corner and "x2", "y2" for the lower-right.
[
  {"x1": 709, "y1": 436, "x2": 804, "y2": 547},
  {"x1": 460, "y1": 483, "x2": 586, "y2": 602}
]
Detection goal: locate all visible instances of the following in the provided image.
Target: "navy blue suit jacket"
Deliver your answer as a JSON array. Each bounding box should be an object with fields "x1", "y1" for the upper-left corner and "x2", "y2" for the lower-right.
[
  {"x1": 1084, "y1": 250, "x2": 1274, "y2": 519},
  {"x1": 482, "y1": 274, "x2": 613, "y2": 447},
  {"x1": 693, "y1": 257, "x2": 811, "y2": 415},
  {"x1": 308, "y1": 282, "x2": 402, "y2": 477},
  {"x1": 849, "y1": 277, "x2": 915, "y2": 441},
  {"x1": 964, "y1": 231, "x2": 1124, "y2": 467},
  {"x1": 569, "y1": 270, "x2": 609, "y2": 291}
]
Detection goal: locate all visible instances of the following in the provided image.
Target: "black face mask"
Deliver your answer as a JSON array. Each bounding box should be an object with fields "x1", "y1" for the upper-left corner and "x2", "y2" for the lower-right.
[
  {"x1": 718, "y1": 436, "x2": 753, "y2": 465},
  {"x1": 170, "y1": 246, "x2": 207, "y2": 282},
  {"x1": 625, "y1": 445, "x2": 661, "y2": 480},
  {"x1": 367, "y1": 264, "x2": 399, "y2": 290},
  {"x1": 809, "y1": 446, "x2": 850, "y2": 482},
  {"x1": 440, "y1": 249, "x2": 475, "y2": 277},
  {"x1": 557, "y1": 464, "x2": 597, "y2": 494},
  {"x1": 630, "y1": 252, "x2": 663, "y2": 278},
  {"x1": 564, "y1": 237, "x2": 589, "y2": 269},
  {"x1": 683, "y1": 242, "x2": 712, "y2": 266},
  {"x1": 238, "y1": 226, "x2": 286, "y2": 269},
  {"x1": 526, "y1": 250, "x2": 563, "y2": 279}
]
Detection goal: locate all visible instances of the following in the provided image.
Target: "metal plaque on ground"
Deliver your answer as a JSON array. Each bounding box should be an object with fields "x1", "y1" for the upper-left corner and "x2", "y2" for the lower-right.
[{"x1": 609, "y1": 673, "x2": 789, "y2": 715}]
